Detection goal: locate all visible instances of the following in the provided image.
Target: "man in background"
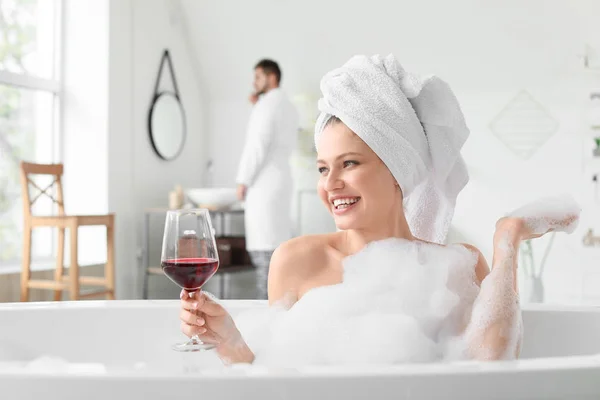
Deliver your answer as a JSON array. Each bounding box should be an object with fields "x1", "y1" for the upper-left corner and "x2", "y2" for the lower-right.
[{"x1": 236, "y1": 59, "x2": 299, "y2": 299}]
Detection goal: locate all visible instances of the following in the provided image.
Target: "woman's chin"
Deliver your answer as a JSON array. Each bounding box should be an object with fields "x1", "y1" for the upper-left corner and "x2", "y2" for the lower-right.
[{"x1": 333, "y1": 216, "x2": 358, "y2": 231}]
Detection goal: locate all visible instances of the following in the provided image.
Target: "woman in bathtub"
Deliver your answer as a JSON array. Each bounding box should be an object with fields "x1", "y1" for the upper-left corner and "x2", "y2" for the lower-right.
[{"x1": 178, "y1": 55, "x2": 578, "y2": 365}]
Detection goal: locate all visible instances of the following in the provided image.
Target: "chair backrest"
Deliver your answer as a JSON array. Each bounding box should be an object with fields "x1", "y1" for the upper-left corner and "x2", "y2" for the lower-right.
[{"x1": 19, "y1": 161, "x2": 65, "y2": 219}]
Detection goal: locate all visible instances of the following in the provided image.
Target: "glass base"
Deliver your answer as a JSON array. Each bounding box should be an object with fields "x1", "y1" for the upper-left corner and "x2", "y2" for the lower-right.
[{"x1": 172, "y1": 336, "x2": 215, "y2": 352}]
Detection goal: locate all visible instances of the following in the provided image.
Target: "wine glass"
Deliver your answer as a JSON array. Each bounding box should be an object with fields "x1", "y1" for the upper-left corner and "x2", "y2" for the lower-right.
[{"x1": 161, "y1": 209, "x2": 219, "y2": 352}]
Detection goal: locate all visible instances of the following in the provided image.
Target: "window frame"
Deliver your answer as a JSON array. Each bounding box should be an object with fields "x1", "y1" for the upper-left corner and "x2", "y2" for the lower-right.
[{"x1": 0, "y1": 0, "x2": 64, "y2": 267}]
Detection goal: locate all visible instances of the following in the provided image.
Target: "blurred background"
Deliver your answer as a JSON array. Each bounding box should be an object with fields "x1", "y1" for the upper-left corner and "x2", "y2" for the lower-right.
[{"x1": 1, "y1": 0, "x2": 599, "y2": 304}]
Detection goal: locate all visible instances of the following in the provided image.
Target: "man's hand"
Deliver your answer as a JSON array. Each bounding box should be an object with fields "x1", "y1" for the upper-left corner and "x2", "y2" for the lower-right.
[
  {"x1": 237, "y1": 184, "x2": 247, "y2": 201},
  {"x1": 249, "y1": 93, "x2": 259, "y2": 105}
]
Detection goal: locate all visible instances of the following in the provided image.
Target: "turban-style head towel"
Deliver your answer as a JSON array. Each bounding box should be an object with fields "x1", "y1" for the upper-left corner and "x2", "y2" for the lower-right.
[{"x1": 314, "y1": 54, "x2": 469, "y2": 244}]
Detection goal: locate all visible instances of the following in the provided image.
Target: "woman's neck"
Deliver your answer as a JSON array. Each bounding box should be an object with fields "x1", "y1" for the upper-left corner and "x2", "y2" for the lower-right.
[{"x1": 341, "y1": 216, "x2": 415, "y2": 256}]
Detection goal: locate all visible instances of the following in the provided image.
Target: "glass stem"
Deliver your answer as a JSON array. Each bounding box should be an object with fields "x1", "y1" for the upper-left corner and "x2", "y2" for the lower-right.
[{"x1": 189, "y1": 291, "x2": 202, "y2": 344}]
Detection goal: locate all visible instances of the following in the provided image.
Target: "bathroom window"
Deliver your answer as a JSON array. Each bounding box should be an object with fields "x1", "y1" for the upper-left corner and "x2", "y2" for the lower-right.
[{"x1": 0, "y1": 0, "x2": 62, "y2": 267}]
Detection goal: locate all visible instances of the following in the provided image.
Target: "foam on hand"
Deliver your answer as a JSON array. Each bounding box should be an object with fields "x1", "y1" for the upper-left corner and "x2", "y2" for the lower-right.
[
  {"x1": 235, "y1": 239, "x2": 480, "y2": 367},
  {"x1": 506, "y1": 194, "x2": 581, "y2": 235}
]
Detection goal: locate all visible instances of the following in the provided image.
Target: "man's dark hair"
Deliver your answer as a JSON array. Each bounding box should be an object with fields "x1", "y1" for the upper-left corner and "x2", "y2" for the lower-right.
[{"x1": 255, "y1": 59, "x2": 281, "y2": 84}]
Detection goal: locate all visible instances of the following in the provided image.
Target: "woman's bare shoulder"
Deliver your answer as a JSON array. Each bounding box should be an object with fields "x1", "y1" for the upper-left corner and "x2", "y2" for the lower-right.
[
  {"x1": 272, "y1": 233, "x2": 339, "y2": 271},
  {"x1": 417, "y1": 239, "x2": 489, "y2": 285},
  {"x1": 268, "y1": 233, "x2": 341, "y2": 303},
  {"x1": 457, "y1": 243, "x2": 490, "y2": 285}
]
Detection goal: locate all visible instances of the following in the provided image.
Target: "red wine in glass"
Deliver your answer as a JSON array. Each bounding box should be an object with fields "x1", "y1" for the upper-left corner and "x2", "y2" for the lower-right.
[
  {"x1": 161, "y1": 209, "x2": 219, "y2": 352},
  {"x1": 161, "y1": 257, "x2": 219, "y2": 291}
]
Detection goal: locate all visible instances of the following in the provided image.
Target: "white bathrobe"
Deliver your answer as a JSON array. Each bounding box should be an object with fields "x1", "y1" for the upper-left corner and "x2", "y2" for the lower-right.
[{"x1": 236, "y1": 88, "x2": 299, "y2": 251}]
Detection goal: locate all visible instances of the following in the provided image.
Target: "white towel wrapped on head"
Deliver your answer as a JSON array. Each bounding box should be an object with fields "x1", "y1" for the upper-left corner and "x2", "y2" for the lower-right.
[{"x1": 314, "y1": 54, "x2": 469, "y2": 244}]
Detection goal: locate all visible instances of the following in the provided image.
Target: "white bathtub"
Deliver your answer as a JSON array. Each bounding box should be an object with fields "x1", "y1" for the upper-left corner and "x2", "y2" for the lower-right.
[{"x1": 1, "y1": 300, "x2": 599, "y2": 400}]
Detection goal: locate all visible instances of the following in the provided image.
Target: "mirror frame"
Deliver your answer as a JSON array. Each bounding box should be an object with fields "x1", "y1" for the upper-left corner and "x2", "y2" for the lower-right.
[
  {"x1": 148, "y1": 50, "x2": 187, "y2": 161},
  {"x1": 148, "y1": 91, "x2": 187, "y2": 161}
]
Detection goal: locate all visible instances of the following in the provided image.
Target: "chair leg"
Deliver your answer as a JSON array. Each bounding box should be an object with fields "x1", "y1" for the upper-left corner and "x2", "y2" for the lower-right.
[
  {"x1": 105, "y1": 218, "x2": 115, "y2": 300},
  {"x1": 20, "y1": 226, "x2": 32, "y2": 302},
  {"x1": 53, "y1": 228, "x2": 65, "y2": 301},
  {"x1": 69, "y1": 223, "x2": 80, "y2": 301}
]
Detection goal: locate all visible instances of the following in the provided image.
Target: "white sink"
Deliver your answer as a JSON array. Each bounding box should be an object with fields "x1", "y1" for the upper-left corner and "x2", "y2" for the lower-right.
[{"x1": 185, "y1": 187, "x2": 238, "y2": 209}]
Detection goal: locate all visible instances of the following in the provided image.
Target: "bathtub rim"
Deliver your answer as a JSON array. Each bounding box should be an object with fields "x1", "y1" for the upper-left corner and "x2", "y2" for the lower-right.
[{"x1": 0, "y1": 299, "x2": 599, "y2": 379}]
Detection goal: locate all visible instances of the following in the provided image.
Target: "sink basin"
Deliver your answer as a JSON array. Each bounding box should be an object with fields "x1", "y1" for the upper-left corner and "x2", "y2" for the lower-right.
[{"x1": 185, "y1": 188, "x2": 238, "y2": 209}]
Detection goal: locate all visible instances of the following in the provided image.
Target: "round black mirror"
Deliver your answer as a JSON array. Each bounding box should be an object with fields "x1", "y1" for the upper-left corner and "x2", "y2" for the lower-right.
[
  {"x1": 148, "y1": 50, "x2": 186, "y2": 161},
  {"x1": 148, "y1": 92, "x2": 186, "y2": 161}
]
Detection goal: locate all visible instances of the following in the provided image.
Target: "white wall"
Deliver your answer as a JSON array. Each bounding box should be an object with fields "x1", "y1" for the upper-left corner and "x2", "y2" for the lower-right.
[
  {"x1": 181, "y1": 0, "x2": 600, "y2": 303},
  {"x1": 108, "y1": 0, "x2": 207, "y2": 298}
]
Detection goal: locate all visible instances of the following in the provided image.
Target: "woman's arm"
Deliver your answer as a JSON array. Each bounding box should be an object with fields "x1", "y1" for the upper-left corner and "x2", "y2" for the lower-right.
[
  {"x1": 460, "y1": 199, "x2": 579, "y2": 361},
  {"x1": 460, "y1": 219, "x2": 526, "y2": 361}
]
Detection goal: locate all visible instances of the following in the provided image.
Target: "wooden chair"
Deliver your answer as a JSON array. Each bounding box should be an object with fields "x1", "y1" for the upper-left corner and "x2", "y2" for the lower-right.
[{"x1": 19, "y1": 162, "x2": 115, "y2": 301}]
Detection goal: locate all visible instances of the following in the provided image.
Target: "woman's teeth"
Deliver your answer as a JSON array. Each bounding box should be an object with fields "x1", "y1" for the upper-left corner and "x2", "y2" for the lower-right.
[{"x1": 333, "y1": 197, "x2": 360, "y2": 209}]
